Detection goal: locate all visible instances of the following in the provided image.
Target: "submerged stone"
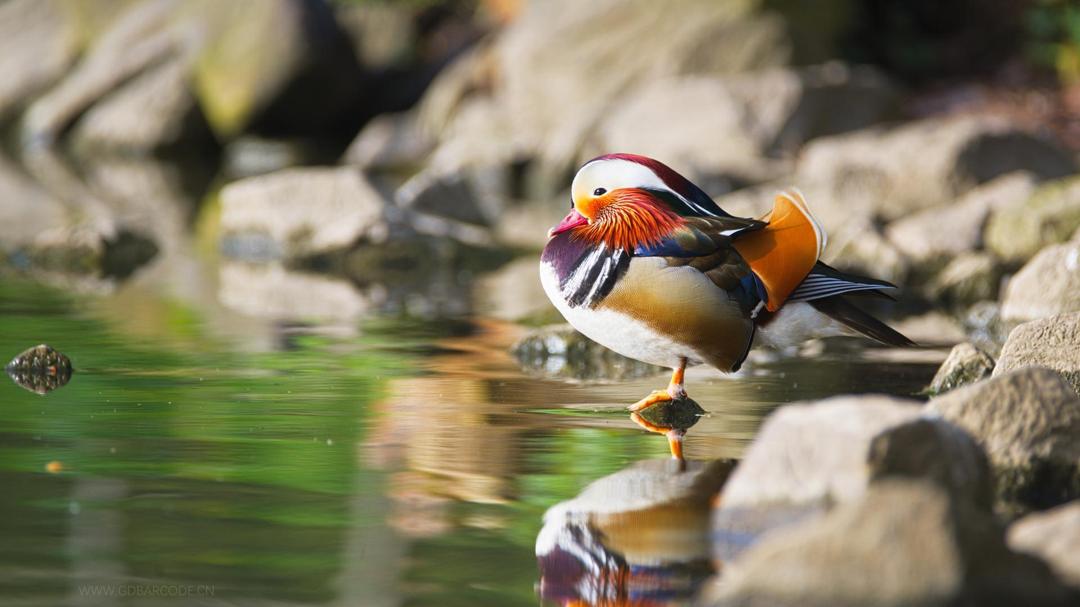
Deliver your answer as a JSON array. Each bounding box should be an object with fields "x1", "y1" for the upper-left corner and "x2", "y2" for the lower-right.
[{"x1": 5, "y1": 344, "x2": 72, "y2": 394}]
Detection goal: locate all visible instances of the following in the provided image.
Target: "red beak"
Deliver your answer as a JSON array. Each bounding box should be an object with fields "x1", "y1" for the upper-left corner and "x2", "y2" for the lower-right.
[{"x1": 548, "y1": 209, "x2": 588, "y2": 238}]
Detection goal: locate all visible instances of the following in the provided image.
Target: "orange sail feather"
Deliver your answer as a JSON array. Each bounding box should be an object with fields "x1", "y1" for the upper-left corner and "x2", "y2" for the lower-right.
[{"x1": 733, "y1": 189, "x2": 825, "y2": 312}]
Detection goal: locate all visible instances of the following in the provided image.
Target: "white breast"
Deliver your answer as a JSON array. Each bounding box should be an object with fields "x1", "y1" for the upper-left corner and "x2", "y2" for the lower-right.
[{"x1": 539, "y1": 260, "x2": 699, "y2": 369}]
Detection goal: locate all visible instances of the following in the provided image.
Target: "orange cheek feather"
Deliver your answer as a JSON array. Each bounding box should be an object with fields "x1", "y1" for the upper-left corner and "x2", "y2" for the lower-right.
[{"x1": 575, "y1": 189, "x2": 682, "y2": 251}]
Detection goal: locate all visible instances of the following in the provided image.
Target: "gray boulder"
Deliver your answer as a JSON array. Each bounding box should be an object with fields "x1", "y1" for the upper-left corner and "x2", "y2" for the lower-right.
[
  {"x1": 219, "y1": 167, "x2": 388, "y2": 261},
  {"x1": 885, "y1": 172, "x2": 1036, "y2": 263},
  {"x1": 0, "y1": 0, "x2": 77, "y2": 123},
  {"x1": 796, "y1": 115, "x2": 1075, "y2": 225},
  {"x1": 928, "y1": 342, "x2": 995, "y2": 395},
  {"x1": 589, "y1": 63, "x2": 897, "y2": 184},
  {"x1": 927, "y1": 367, "x2": 1080, "y2": 510},
  {"x1": 1008, "y1": 500, "x2": 1080, "y2": 588},
  {"x1": 71, "y1": 55, "x2": 206, "y2": 152},
  {"x1": 986, "y1": 174, "x2": 1080, "y2": 264},
  {"x1": 709, "y1": 480, "x2": 1074, "y2": 607},
  {"x1": 1000, "y1": 243, "x2": 1080, "y2": 322},
  {"x1": 713, "y1": 396, "x2": 992, "y2": 560},
  {"x1": 342, "y1": 111, "x2": 432, "y2": 170},
  {"x1": 994, "y1": 312, "x2": 1080, "y2": 394},
  {"x1": 926, "y1": 251, "x2": 1004, "y2": 307}
]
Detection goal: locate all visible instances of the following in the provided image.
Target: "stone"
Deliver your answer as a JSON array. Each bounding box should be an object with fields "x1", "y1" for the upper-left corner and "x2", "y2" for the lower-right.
[
  {"x1": 994, "y1": 312, "x2": 1080, "y2": 394},
  {"x1": 927, "y1": 367, "x2": 1080, "y2": 510},
  {"x1": 890, "y1": 311, "x2": 968, "y2": 346},
  {"x1": 927, "y1": 251, "x2": 1005, "y2": 307},
  {"x1": 986, "y1": 174, "x2": 1080, "y2": 264},
  {"x1": 1008, "y1": 500, "x2": 1080, "y2": 588},
  {"x1": 511, "y1": 324, "x2": 663, "y2": 381},
  {"x1": 21, "y1": 0, "x2": 180, "y2": 148},
  {"x1": 71, "y1": 55, "x2": 208, "y2": 152},
  {"x1": 416, "y1": 0, "x2": 790, "y2": 196},
  {"x1": 341, "y1": 111, "x2": 432, "y2": 170},
  {"x1": 713, "y1": 396, "x2": 992, "y2": 560},
  {"x1": 186, "y1": 0, "x2": 362, "y2": 139},
  {"x1": 588, "y1": 64, "x2": 896, "y2": 183},
  {"x1": 1000, "y1": 243, "x2": 1080, "y2": 322},
  {"x1": 928, "y1": 342, "x2": 996, "y2": 395},
  {"x1": 885, "y1": 172, "x2": 1036, "y2": 262},
  {"x1": 796, "y1": 115, "x2": 1075, "y2": 224},
  {"x1": 219, "y1": 167, "x2": 388, "y2": 260},
  {"x1": 710, "y1": 481, "x2": 1074, "y2": 607},
  {"x1": 820, "y1": 217, "x2": 911, "y2": 285},
  {"x1": 0, "y1": 0, "x2": 78, "y2": 122},
  {"x1": 5, "y1": 344, "x2": 73, "y2": 395}
]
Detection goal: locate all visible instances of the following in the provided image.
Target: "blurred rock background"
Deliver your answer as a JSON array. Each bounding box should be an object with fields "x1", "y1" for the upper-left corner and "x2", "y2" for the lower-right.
[{"x1": 1, "y1": 0, "x2": 1079, "y2": 346}]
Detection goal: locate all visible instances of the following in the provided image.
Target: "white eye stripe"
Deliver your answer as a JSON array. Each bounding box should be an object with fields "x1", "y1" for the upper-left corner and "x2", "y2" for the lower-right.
[{"x1": 573, "y1": 158, "x2": 721, "y2": 217}]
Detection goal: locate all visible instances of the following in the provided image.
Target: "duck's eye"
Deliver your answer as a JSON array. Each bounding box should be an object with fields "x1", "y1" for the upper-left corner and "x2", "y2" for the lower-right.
[{"x1": 593, "y1": 187, "x2": 607, "y2": 196}]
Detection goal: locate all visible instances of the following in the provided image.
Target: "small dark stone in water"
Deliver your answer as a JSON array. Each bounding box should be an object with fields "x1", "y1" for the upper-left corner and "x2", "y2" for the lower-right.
[
  {"x1": 5, "y1": 344, "x2": 73, "y2": 394},
  {"x1": 636, "y1": 396, "x2": 706, "y2": 432}
]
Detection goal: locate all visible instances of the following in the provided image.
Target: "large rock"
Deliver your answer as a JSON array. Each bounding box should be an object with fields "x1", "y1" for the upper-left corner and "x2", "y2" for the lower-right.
[
  {"x1": 219, "y1": 167, "x2": 388, "y2": 260},
  {"x1": 885, "y1": 171, "x2": 1036, "y2": 263},
  {"x1": 22, "y1": 0, "x2": 362, "y2": 147},
  {"x1": 71, "y1": 55, "x2": 208, "y2": 152},
  {"x1": 928, "y1": 342, "x2": 995, "y2": 395},
  {"x1": 341, "y1": 111, "x2": 432, "y2": 171},
  {"x1": 1008, "y1": 500, "x2": 1080, "y2": 588},
  {"x1": 926, "y1": 251, "x2": 1005, "y2": 307},
  {"x1": 994, "y1": 313, "x2": 1080, "y2": 394},
  {"x1": 416, "y1": 0, "x2": 790, "y2": 195},
  {"x1": 0, "y1": 0, "x2": 78, "y2": 123},
  {"x1": 927, "y1": 367, "x2": 1080, "y2": 510},
  {"x1": 1000, "y1": 243, "x2": 1080, "y2": 322},
  {"x1": 710, "y1": 480, "x2": 1074, "y2": 607},
  {"x1": 21, "y1": 0, "x2": 181, "y2": 147},
  {"x1": 795, "y1": 115, "x2": 1075, "y2": 225},
  {"x1": 713, "y1": 396, "x2": 992, "y2": 559},
  {"x1": 986, "y1": 174, "x2": 1080, "y2": 264},
  {"x1": 589, "y1": 64, "x2": 897, "y2": 184}
]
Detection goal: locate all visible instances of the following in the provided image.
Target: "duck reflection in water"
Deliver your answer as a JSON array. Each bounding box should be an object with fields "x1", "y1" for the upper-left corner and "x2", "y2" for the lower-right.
[{"x1": 536, "y1": 398, "x2": 733, "y2": 606}]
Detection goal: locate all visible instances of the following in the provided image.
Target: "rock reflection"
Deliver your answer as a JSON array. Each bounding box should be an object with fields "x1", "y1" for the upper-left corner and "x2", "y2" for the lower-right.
[
  {"x1": 5, "y1": 343, "x2": 73, "y2": 394},
  {"x1": 536, "y1": 457, "x2": 734, "y2": 606}
]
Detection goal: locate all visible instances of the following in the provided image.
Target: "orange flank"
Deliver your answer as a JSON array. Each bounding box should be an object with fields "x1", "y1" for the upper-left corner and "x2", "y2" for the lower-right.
[{"x1": 733, "y1": 189, "x2": 825, "y2": 312}]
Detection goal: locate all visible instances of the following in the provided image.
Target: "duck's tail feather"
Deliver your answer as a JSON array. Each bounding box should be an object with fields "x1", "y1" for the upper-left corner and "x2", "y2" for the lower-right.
[{"x1": 808, "y1": 295, "x2": 915, "y2": 347}]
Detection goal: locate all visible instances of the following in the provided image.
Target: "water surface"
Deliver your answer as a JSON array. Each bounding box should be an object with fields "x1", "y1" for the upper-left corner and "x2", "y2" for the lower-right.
[{"x1": 0, "y1": 269, "x2": 940, "y2": 606}]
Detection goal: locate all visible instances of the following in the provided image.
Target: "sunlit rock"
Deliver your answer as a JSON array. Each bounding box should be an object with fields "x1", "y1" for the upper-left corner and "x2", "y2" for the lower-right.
[
  {"x1": 219, "y1": 167, "x2": 388, "y2": 261},
  {"x1": 885, "y1": 172, "x2": 1036, "y2": 263},
  {"x1": 713, "y1": 396, "x2": 991, "y2": 560},
  {"x1": 1008, "y1": 500, "x2": 1080, "y2": 588},
  {"x1": 927, "y1": 366, "x2": 1080, "y2": 511},
  {"x1": 708, "y1": 481, "x2": 1073, "y2": 607},
  {"x1": 994, "y1": 313, "x2": 1080, "y2": 395},
  {"x1": 986, "y1": 174, "x2": 1080, "y2": 264},
  {"x1": 5, "y1": 344, "x2": 73, "y2": 394},
  {"x1": 0, "y1": 0, "x2": 78, "y2": 123},
  {"x1": 928, "y1": 342, "x2": 995, "y2": 395},
  {"x1": 1000, "y1": 243, "x2": 1080, "y2": 322}
]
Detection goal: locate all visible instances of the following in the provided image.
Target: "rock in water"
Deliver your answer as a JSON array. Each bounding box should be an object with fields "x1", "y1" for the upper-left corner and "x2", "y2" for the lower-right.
[
  {"x1": 928, "y1": 342, "x2": 996, "y2": 395},
  {"x1": 5, "y1": 344, "x2": 72, "y2": 394},
  {"x1": 1008, "y1": 500, "x2": 1080, "y2": 588},
  {"x1": 926, "y1": 367, "x2": 1080, "y2": 512}
]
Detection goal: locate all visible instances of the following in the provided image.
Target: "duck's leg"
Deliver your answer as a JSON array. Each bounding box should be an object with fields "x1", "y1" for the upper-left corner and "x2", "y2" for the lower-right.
[{"x1": 627, "y1": 358, "x2": 687, "y2": 412}]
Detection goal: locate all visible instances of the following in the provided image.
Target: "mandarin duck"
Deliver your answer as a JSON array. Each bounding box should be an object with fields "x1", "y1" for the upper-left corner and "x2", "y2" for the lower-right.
[{"x1": 540, "y1": 153, "x2": 913, "y2": 413}]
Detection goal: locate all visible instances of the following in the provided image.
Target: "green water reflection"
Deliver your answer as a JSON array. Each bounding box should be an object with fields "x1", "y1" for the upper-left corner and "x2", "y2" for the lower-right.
[{"x1": 0, "y1": 276, "x2": 939, "y2": 606}]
